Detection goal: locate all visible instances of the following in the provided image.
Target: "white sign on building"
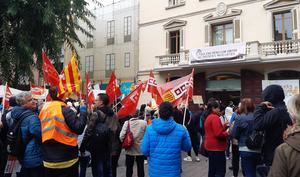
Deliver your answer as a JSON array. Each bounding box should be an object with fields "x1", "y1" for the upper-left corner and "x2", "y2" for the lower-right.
[
  {"x1": 262, "y1": 80, "x2": 300, "y2": 104},
  {"x1": 189, "y1": 43, "x2": 246, "y2": 64}
]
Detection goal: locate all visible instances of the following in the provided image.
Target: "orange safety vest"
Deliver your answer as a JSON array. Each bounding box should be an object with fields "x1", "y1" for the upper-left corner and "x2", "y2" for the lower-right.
[{"x1": 39, "y1": 101, "x2": 78, "y2": 147}]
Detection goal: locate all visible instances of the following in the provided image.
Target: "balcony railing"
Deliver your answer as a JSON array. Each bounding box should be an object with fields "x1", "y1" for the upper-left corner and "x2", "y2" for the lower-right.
[
  {"x1": 260, "y1": 40, "x2": 300, "y2": 56},
  {"x1": 155, "y1": 40, "x2": 300, "y2": 68},
  {"x1": 156, "y1": 50, "x2": 189, "y2": 67}
]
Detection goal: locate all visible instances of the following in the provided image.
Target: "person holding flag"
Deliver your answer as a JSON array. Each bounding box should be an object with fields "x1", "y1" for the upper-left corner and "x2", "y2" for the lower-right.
[{"x1": 39, "y1": 86, "x2": 87, "y2": 177}]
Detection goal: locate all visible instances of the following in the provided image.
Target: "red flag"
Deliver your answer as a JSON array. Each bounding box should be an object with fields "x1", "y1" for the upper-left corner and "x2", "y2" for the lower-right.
[
  {"x1": 117, "y1": 82, "x2": 145, "y2": 118},
  {"x1": 30, "y1": 83, "x2": 45, "y2": 98},
  {"x1": 158, "y1": 69, "x2": 194, "y2": 106},
  {"x1": 147, "y1": 71, "x2": 162, "y2": 105},
  {"x1": 106, "y1": 71, "x2": 121, "y2": 105},
  {"x1": 85, "y1": 72, "x2": 95, "y2": 108},
  {"x1": 42, "y1": 51, "x2": 60, "y2": 86},
  {"x1": 2, "y1": 83, "x2": 13, "y2": 109}
]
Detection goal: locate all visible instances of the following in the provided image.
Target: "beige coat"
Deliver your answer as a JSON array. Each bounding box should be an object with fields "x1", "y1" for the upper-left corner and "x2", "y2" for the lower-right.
[
  {"x1": 268, "y1": 130, "x2": 300, "y2": 177},
  {"x1": 120, "y1": 118, "x2": 147, "y2": 156}
]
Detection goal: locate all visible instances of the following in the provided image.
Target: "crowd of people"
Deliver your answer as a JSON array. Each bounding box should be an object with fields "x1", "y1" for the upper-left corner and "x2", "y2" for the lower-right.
[{"x1": 0, "y1": 84, "x2": 299, "y2": 177}]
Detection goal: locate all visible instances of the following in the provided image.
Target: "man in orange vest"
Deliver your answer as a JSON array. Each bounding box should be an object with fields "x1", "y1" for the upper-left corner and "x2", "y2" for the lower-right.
[{"x1": 39, "y1": 87, "x2": 87, "y2": 177}]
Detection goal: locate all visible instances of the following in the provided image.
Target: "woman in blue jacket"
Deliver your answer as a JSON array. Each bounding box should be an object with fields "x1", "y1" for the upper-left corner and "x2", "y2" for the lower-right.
[{"x1": 232, "y1": 98, "x2": 260, "y2": 177}]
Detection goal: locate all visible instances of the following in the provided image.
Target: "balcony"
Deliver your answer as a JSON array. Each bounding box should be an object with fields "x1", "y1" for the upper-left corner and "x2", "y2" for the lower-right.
[{"x1": 155, "y1": 39, "x2": 300, "y2": 70}]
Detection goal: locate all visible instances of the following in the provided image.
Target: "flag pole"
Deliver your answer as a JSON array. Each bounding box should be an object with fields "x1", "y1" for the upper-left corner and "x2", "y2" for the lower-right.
[
  {"x1": 43, "y1": 83, "x2": 46, "y2": 103},
  {"x1": 1, "y1": 82, "x2": 7, "y2": 115},
  {"x1": 182, "y1": 93, "x2": 189, "y2": 127},
  {"x1": 112, "y1": 101, "x2": 121, "y2": 110}
]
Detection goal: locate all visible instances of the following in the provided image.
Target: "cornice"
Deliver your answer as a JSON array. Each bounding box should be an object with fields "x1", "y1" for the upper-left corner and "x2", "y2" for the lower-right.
[
  {"x1": 163, "y1": 19, "x2": 187, "y2": 29},
  {"x1": 264, "y1": 0, "x2": 300, "y2": 10},
  {"x1": 139, "y1": 0, "x2": 266, "y2": 28},
  {"x1": 203, "y1": 9, "x2": 242, "y2": 22}
]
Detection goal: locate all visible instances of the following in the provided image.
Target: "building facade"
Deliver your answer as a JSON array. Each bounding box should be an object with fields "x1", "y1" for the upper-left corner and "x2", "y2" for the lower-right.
[
  {"x1": 138, "y1": 0, "x2": 300, "y2": 105},
  {"x1": 76, "y1": 0, "x2": 139, "y2": 94}
]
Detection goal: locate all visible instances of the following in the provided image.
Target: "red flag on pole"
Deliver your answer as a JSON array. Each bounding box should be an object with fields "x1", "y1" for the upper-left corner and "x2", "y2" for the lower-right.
[
  {"x1": 147, "y1": 70, "x2": 162, "y2": 105},
  {"x1": 2, "y1": 83, "x2": 13, "y2": 110},
  {"x1": 158, "y1": 69, "x2": 194, "y2": 106},
  {"x1": 106, "y1": 71, "x2": 121, "y2": 105},
  {"x1": 117, "y1": 82, "x2": 145, "y2": 118},
  {"x1": 85, "y1": 72, "x2": 95, "y2": 109},
  {"x1": 42, "y1": 51, "x2": 60, "y2": 86}
]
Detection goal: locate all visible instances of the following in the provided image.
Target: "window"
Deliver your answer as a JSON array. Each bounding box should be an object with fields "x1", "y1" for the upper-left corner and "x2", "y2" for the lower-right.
[
  {"x1": 273, "y1": 11, "x2": 293, "y2": 41},
  {"x1": 124, "y1": 16, "x2": 131, "y2": 36},
  {"x1": 124, "y1": 53, "x2": 130, "y2": 68},
  {"x1": 107, "y1": 20, "x2": 115, "y2": 38},
  {"x1": 105, "y1": 54, "x2": 115, "y2": 71},
  {"x1": 212, "y1": 23, "x2": 233, "y2": 46},
  {"x1": 169, "y1": 30, "x2": 180, "y2": 54},
  {"x1": 169, "y1": 0, "x2": 179, "y2": 6},
  {"x1": 168, "y1": 0, "x2": 184, "y2": 7},
  {"x1": 85, "y1": 55, "x2": 94, "y2": 78},
  {"x1": 124, "y1": 16, "x2": 132, "y2": 42},
  {"x1": 107, "y1": 20, "x2": 115, "y2": 45}
]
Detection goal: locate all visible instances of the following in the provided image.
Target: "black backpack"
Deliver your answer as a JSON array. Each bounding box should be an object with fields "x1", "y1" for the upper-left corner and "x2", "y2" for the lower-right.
[
  {"x1": 245, "y1": 117, "x2": 265, "y2": 150},
  {"x1": 7, "y1": 111, "x2": 33, "y2": 160},
  {"x1": 88, "y1": 111, "x2": 111, "y2": 153},
  {"x1": 245, "y1": 130, "x2": 265, "y2": 150}
]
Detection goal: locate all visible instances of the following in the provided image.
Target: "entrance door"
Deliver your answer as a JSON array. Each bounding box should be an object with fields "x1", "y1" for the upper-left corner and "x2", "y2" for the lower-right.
[
  {"x1": 206, "y1": 73, "x2": 241, "y2": 106},
  {"x1": 206, "y1": 90, "x2": 240, "y2": 106}
]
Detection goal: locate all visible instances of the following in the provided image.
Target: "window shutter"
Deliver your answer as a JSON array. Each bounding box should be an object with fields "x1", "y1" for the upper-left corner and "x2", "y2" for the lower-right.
[
  {"x1": 166, "y1": 31, "x2": 170, "y2": 54},
  {"x1": 292, "y1": 8, "x2": 299, "y2": 40},
  {"x1": 292, "y1": 9, "x2": 298, "y2": 30},
  {"x1": 180, "y1": 29, "x2": 184, "y2": 50},
  {"x1": 205, "y1": 24, "x2": 210, "y2": 46},
  {"x1": 234, "y1": 18, "x2": 242, "y2": 42}
]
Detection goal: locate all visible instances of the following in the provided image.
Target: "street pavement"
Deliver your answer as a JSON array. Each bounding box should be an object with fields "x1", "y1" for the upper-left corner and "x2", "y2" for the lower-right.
[{"x1": 86, "y1": 151, "x2": 240, "y2": 177}]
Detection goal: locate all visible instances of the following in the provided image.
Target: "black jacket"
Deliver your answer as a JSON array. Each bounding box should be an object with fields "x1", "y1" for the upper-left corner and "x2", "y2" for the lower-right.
[
  {"x1": 81, "y1": 106, "x2": 121, "y2": 157},
  {"x1": 254, "y1": 85, "x2": 292, "y2": 165}
]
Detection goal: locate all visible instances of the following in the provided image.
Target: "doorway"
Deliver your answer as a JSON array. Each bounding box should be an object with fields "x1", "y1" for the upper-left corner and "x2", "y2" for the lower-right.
[
  {"x1": 206, "y1": 73, "x2": 241, "y2": 106},
  {"x1": 206, "y1": 90, "x2": 240, "y2": 106}
]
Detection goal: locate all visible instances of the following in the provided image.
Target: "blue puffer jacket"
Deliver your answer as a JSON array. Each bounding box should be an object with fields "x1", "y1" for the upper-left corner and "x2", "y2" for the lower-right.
[
  {"x1": 11, "y1": 106, "x2": 43, "y2": 168},
  {"x1": 141, "y1": 118, "x2": 191, "y2": 177}
]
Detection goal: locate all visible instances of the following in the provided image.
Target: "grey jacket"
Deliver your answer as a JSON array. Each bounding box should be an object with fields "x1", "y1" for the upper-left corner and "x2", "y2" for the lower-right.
[{"x1": 120, "y1": 118, "x2": 147, "y2": 156}]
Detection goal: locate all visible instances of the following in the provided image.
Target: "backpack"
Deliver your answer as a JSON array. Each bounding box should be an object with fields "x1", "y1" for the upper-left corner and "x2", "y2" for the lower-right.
[
  {"x1": 245, "y1": 130, "x2": 265, "y2": 150},
  {"x1": 245, "y1": 118, "x2": 265, "y2": 150},
  {"x1": 87, "y1": 111, "x2": 111, "y2": 153},
  {"x1": 7, "y1": 111, "x2": 33, "y2": 160}
]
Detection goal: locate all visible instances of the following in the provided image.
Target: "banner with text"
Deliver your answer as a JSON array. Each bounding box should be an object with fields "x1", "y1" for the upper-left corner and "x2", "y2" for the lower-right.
[{"x1": 189, "y1": 43, "x2": 246, "y2": 64}]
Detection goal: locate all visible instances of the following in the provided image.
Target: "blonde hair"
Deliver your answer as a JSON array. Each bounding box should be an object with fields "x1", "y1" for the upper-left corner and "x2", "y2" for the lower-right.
[{"x1": 287, "y1": 94, "x2": 300, "y2": 126}]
